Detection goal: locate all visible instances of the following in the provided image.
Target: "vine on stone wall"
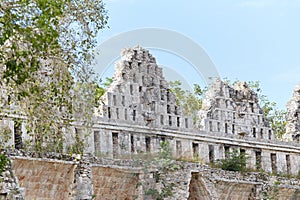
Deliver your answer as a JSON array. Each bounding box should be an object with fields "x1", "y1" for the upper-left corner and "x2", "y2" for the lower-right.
[{"x1": 0, "y1": 153, "x2": 9, "y2": 176}]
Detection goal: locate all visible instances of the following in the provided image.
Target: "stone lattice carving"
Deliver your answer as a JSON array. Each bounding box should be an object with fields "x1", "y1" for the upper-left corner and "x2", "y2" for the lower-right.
[
  {"x1": 97, "y1": 46, "x2": 192, "y2": 129},
  {"x1": 285, "y1": 83, "x2": 300, "y2": 142},
  {"x1": 199, "y1": 79, "x2": 273, "y2": 139}
]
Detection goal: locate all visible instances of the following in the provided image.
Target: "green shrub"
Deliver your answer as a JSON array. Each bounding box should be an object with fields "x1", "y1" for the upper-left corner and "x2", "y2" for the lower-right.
[
  {"x1": 0, "y1": 154, "x2": 9, "y2": 176},
  {"x1": 297, "y1": 170, "x2": 300, "y2": 179},
  {"x1": 216, "y1": 149, "x2": 247, "y2": 172}
]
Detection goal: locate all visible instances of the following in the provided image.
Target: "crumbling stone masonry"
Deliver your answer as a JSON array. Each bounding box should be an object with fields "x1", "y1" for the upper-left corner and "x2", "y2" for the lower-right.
[
  {"x1": 4, "y1": 151, "x2": 300, "y2": 200},
  {"x1": 96, "y1": 46, "x2": 192, "y2": 129},
  {"x1": 285, "y1": 83, "x2": 300, "y2": 142},
  {"x1": 0, "y1": 152, "x2": 24, "y2": 200},
  {"x1": 198, "y1": 79, "x2": 273, "y2": 140},
  {"x1": 1, "y1": 46, "x2": 300, "y2": 199},
  {"x1": 90, "y1": 46, "x2": 300, "y2": 176}
]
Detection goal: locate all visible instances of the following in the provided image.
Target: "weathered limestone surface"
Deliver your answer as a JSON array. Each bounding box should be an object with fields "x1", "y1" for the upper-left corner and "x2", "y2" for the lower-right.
[
  {"x1": 89, "y1": 46, "x2": 300, "y2": 177},
  {"x1": 12, "y1": 158, "x2": 76, "y2": 200},
  {"x1": 199, "y1": 79, "x2": 273, "y2": 140},
  {"x1": 91, "y1": 166, "x2": 140, "y2": 200},
  {"x1": 96, "y1": 46, "x2": 192, "y2": 130},
  {"x1": 188, "y1": 173, "x2": 212, "y2": 200},
  {"x1": 285, "y1": 83, "x2": 300, "y2": 142},
  {"x1": 1, "y1": 46, "x2": 300, "y2": 199},
  {"x1": 3, "y1": 151, "x2": 300, "y2": 200},
  {"x1": 0, "y1": 153, "x2": 24, "y2": 200},
  {"x1": 186, "y1": 163, "x2": 300, "y2": 200},
  {"x1": 73, "y1": 156, "x2": 94, "y2": 200}
]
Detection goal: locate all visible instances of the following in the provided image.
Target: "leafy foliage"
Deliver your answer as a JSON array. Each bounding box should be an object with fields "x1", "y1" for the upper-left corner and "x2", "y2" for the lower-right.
[
  {"x1": 143, "y1": 141, "x2": 179, "y2": 200},
  {"x1": 95, "y1": 77, "x2": 113, "y2": 104},
  {"x1": 1, "y1": 0, "x2": 108, "y2": 84},
  {"x1": 169, "y1": 81, "x2": 205, "y2": 124},
  {"x1": 67, "y1": 132, "x2": 84, "y2": 155},
  {"x1": 0, "y1": 153, "x2": 9, "y2": 176},
  {"x1": 247, "y1": 81, "x2": 286, "y2": 139},
  {"x1": 0, "y1": 0, "x2": 108, "y2": 152},
  {"x1": 158, "y1": 140, "x2": 172, "y2": 160},
  {"x1": 145, "y1": 183, "x2": 175, "y2": 200},
  {"x1": 216, "y1": 149, "x2": 247, "y2": 172},
  {"x1": 223, "y1": 79, "x2": 286, "y2": 139},
  {"x1": 0, "y1": 126, "x2": 12, "y2": 148}
]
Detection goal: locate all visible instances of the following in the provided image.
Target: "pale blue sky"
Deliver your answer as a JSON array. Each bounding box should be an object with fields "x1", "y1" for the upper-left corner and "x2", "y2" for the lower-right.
[{"x1": 96, "y1": 0, "x2": 300, "y2": 109}]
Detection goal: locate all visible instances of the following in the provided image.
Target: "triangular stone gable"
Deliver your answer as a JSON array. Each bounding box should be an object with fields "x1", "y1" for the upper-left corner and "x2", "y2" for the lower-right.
[
  {"x1": 285, "y1": 83, "x2": 300, "y2": 142},
  {"x1": 98, "y1": 46, "x2": 192, "y2": 129},
  {"x1": 199, "y1": 79, "x2": 273, "y2": 139}
]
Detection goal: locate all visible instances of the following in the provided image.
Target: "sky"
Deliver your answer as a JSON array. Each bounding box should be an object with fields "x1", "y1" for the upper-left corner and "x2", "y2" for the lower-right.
[{"x1": 95, "y1": 0, "x2": 300, "y2": 109}]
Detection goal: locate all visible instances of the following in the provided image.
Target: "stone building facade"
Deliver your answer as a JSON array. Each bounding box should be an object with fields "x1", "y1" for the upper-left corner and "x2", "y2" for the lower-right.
[
  {"x1": 3, "y1": 150, "x2": 300, "y2": 200},
  {"x1": 95, "y1": 47, "x2": 192, "y2": 129},
  {"x1": 1, "y1": 46, "x2": 300, "y2": 199},
  {"x1": 88, "y1": 46, "x2": 300, "y2": 176},
  {"x1": 285, "y1": 83, "x2": 300, "y2": 142},
  {"x1": 199, "y1": 79, "x2": 273, "y2": 140}
]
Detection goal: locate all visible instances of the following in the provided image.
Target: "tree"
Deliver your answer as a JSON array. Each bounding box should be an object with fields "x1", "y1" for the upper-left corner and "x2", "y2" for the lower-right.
[
  {"x1": 223, "y1": 79, "x2": 286, "y2": 139},
  {"x1": 246, "y1": 81, "x2": 286, "y2": 139},
  {"x1": 144, "y1": 141, "x2": 178, "y2": 200},
  {"x1": 0, "y1": 0, "x2": 108, "y2": 152},
  {"x1": 171, "y1": 79, "x2": 286, "y2": 139},
  {"x1": 96, "y1": 77, "x2": 113, "y2": 101},
  {"x1": 1, "y1": 0, "x2": 108, "y2": 84},
  {"x1": 168, "y1": 81, "x2": 205, "y2": 124}
]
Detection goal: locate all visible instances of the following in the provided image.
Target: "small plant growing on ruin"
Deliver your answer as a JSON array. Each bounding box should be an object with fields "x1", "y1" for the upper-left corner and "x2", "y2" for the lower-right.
[
  {"x1": 216, "y1": 149, "x2": 248, "y2": 172},
  {"x1": 155, "y1": 141, "x2": 180, "y2": 171},
  {"x1": 0, "y1": 126, "x2": 12, "y2": 148},
  {"x1": 263, "y1": 180, "x2": 280, "y2": 200},
  {"x1": 145, "y1": 183, "x2": 175, "y2": 200},
  {"x1": 270, "y1": 181, "x2": 280, "y2": 200},
  {"x1": 297, "y1": 170, "x2": 300, "y2": 179},
  {"x1": 143, "y1": 141, "x2": 180, "y2": 200},
  {"x1": 67, "y1": 134, "x2": 85, "y2": 155},
  {"x1": 0, "y1": 153, "x2": 9, "y2": 176}
]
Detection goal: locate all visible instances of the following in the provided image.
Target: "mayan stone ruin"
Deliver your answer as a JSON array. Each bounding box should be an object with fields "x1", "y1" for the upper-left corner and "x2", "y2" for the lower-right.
[
  {"x1": 286, "y1": 84, "x2": 300, "y2": 142},
  {"x1": 0, "y1": 46, "x2": 300, "y2": 199},
  {"x1": 199, "y1": 79, "x2": 273, "y2": 139}
]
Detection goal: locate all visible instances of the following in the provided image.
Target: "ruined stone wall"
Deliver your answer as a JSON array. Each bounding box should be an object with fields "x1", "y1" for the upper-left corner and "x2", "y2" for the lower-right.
[
  {"x1": 186, "y1": 163, "x2": 300, "y2": 200},
  {"x1": 91, "y1": 166, "x2": 141, "y2": 200},
  {"x1": 4, "y1": 151, "x2": 300, "y2": 200},
  {"x1": 90, "y1": 120, "x2": 300, "y2": 175},
  {"x1": 12, "y1": 158, "x2": 76, "y2": 200},
  {"x1": 0, "y1": 153, "x2": 24, "y2": 199},
  {"x1": 89, "y1": 46, "x2": 300, "y2": 176},
  {"x1": 1, "y1": 46, "x2": 300, "y2": 199},
  {"x1": 0, "y1": 119, "x2": 15, "y2": 148},
  {"x1": 96, "y1": 46, "x2": 192, "y2": 130},
  {"x1": 199, "y1": 79, "x2": 273, "y2": 140},
  {"x1": 286, "y1": 83, "x2": 300, "y2": 142},
  {"x1": 1, "y1": 46, "x2": 300, "y2": 176}
]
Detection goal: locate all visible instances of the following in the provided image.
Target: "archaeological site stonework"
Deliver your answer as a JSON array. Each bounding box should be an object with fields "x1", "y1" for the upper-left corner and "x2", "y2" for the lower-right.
[
  {"x1": 286, "y1": 84, "x2": 300, "y2": 142},
  {"x1": 1, "y1": 46, "x2": 300, "y2": 199}
]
